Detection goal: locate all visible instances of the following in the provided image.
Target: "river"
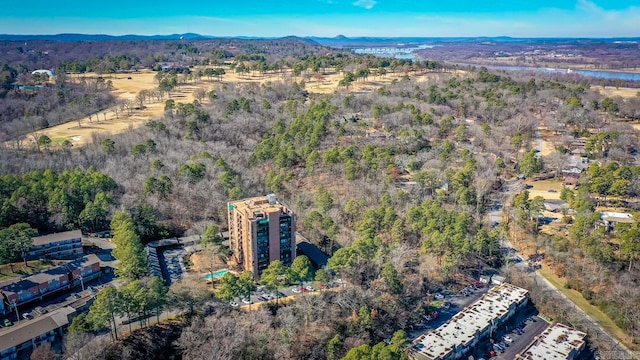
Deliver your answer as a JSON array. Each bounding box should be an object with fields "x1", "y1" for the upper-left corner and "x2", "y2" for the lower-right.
[{"x1": 461, "y1": 64, "x2": 640, "y2": 82}]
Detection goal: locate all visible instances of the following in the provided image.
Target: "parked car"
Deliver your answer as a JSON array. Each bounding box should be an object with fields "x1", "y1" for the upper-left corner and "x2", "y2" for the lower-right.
[
  {"x1": 242, "y1": 298, "x2": 252, "y2": 304},
  {"x1": 493, "y1": 343, "x2": 504, "y2": 352},
  {"x1": 229, "y1": 301, "x2": 239, "y2": 307},
  {"x1": 22, "y1": 313, "x2": 33, "y2": 320},
  {"x1": 503, "y1": 335, "x2": 514, "y2": 343},
  {"x1": 4, "y1": 319, "x2": 12, "y2": 327},
  {"x1": 434, "y1": 293, "x2": 445, "y2": 300},
  {"x1": 305, "y1": 285, "x2": 315, "y2": 291},
  {"x1": 291, "y1": 287, "x2": 302, "y2": 293}
]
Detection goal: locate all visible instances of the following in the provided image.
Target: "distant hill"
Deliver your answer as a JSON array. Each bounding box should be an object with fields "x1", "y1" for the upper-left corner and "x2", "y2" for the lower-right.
[
  {"x1": 0, "y1": 33, "x2": 324, "y2": 43},
  {"x1": 0, "y1": 33, "x2": 217, "y2": 41}
]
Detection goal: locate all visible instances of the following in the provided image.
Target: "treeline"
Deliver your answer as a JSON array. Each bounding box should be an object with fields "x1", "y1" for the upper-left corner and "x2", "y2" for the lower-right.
[{"x1": 0, "y1": 168, "x2": 117, "y2": 233}]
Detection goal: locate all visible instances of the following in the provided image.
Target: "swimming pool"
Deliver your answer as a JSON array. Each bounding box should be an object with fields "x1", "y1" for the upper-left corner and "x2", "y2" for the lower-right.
[{"x1": 204, "y1": 269, "x2": 229, "y2": 280}]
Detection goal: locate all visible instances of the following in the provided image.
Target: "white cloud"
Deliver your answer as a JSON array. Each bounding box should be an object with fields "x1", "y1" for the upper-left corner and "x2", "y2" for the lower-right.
[
  {"x1": 353, "y1": 0, "x2": 377, "y2": 10},
  {"x1": 576, "y1": 0, "x2": 604, "y2": 14}
]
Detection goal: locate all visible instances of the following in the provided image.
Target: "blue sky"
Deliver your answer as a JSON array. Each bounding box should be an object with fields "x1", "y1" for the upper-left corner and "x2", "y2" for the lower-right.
[{"x1": 1, "y1": 0, "x2": 639, "y2": 37}]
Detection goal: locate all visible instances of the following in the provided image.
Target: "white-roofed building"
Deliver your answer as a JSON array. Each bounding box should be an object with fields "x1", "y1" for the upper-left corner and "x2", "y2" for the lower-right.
[
  {"x1": 31, "y1": 70, "x2": 54, "y2": 77},
  {"x1": 516, "y1": 323, "x2": 586, "y2": 359},
  {"x1": 600, "y1": 212, "x2": 634, "y2": 232},
  {"x1": 409, "y1": 283, "x2": 529, "y2": 360}
]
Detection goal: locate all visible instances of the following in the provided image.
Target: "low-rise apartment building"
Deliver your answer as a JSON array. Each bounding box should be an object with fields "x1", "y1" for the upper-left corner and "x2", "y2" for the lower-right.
[
  {"x1": 0, "y1": 306, "x2": 74, "y2": 360},
  {"x1": 516, "y1": 323, "x2": 587, "y2": 360},
  {"x1": 29, "y1": 230, "x2": 83, "y2": 260},
  {"x1": 65, "y1": 254, "x2": 101, "y2": 287},
  {"x1": 0, "y1": 254, "x2": 101, "y2": 311},
  {"x1": 409, "y1": 283, "x2": 530, "y2": 360}
]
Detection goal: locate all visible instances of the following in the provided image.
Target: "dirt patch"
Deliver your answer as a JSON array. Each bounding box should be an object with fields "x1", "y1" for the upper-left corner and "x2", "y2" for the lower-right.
[{"x1": 189, "y1": 251, "x2": 226, "y2": 273}]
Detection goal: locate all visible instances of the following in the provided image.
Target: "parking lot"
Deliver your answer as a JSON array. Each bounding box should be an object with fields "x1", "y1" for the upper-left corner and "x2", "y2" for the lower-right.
[
  {"x1": 494, "y1": 315, "x2": 548, "y2": 359},
  {"x1": 228, "y1": 280, "x2": 342, "y2": 308},
  {"x1": 408, "y1": 283, "x2": 492, "y2": 340}
]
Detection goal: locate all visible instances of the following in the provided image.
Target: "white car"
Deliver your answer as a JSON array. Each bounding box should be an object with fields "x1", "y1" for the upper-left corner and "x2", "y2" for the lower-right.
[
  {"x1": 305, "y1": 285, "x2": 315, "y2": 291},
  {"x1": 434, "y1": 293, "x2": 445, "y2": 300},
  {"x1": 241, "y1": 298, "x2": 252, "y2": 304},
  {"x1": 291, "y1": 287, "x2": 302, "y2": 293},
  {"x1": 503, "y1": 335, "x2": 514, "y2": 343},
  {"x1": 229, "y1": 301, "x2": 239, "y2": 307}
]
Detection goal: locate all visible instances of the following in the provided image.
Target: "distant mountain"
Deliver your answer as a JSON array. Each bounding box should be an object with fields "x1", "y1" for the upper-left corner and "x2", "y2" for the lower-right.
[
  {"x1": 0, "y1": 33, "x2": 325, "y2": 44},
  {"x1": 0, "y1": 33, "x2": 217, "y2": 41}
]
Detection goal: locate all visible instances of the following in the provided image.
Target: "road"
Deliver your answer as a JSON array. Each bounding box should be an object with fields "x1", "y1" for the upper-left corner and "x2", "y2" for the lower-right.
[{"x1": 496, "y1": 181, "x2": 637, "y2": 359}]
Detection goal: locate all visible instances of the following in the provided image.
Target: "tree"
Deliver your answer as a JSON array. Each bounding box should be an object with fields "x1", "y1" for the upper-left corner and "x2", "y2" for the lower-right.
[
  {"x1": 111, "y1": 211, "x2": 148, "y2": 281},
  {"x1": 147, "y1": 276, "x2": 169, "y2": 322},
  {"x1": 201, "y1": 224, "x2": 222, "y2": 247},
  {"x1": 237, "y1": 270, "x2": 256, "y2": 300},
  {"x1": 30, "y1": 342, "x2": 56, "y2": 360},
  {"x1": 519, "y1": 149, "x2": 543, "y2": 177},
  {"x1": 168, "y1": 279, "x2": 211, "y2": 318},
  {"x1": 327, "y1": 334, "x2": 342, "y2": 360},
  {"x1": 0, "y1": 223, "x2": 36, "y2": 267},
  {"x1": 86, "y1": 287, "x2": 120, "y2": 340},
  {"x1": 119, "y1": 280, "x2": 147, "y2": 331},
  {"x1": 37, "y1": 135, "x2": 52, "y2": 152},
  {"x1": 315, "y1": 268, "x2": 330, "y2": 284},
  {"x1": 290, "y1": 255, "x2": 314, "y2": 286},
  {"x1": 380, "y1": 262, "x2": 403, "y2": 294},
  {"x1": 339, "y1": 71, "x2": 355, "y2": 91},
  {"x1": 216, "y1": 272, "x2": 240, "y2": 301},
  {"x1": 260, "y1": 260, "x2": 290, "y2": 296},
  {"x1": 193, "y1": 88, "x2": 206, "y2": 103},
  {"x1": 101, "y1": 138, "x2": 115, "y2": 154}
]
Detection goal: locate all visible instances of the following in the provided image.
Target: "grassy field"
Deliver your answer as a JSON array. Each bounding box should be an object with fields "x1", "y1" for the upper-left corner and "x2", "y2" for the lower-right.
[
  {"x1": 592, "y1": 85, "x2": 639, "y2": 99},
  {"x1": 0, "y1": 260, "x2": 65, "y2": 283},
  {"x1": 538, "y1": 267, "x2": 636, "y2": 350},
  {"x1": 525, "y1": 179, "x2": 563, "y2": 200}
]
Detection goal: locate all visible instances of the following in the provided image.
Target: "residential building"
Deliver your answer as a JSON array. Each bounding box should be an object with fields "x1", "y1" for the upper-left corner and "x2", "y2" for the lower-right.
[
  {"x1": 516, "y1": 323, "x2": 587, "y2": 359},
  {"x1": 64, "y1": 254, "x2": 101, "y2": 288},
  {"x1": 228, "y1": 194, "x2": 296, "y2": 278},
  {"x1": 601, "y1": 212, "x2": 634, "y2": 232},
  {"x1": 409, "y1": 283, "x2": 529, "y2": 360},
  {"x1": 1, "y1": 267, "x2": 70, "y2": 307},
  {"x1": 0, "y1": 306, "x2": 74, "y2": 360},
  {"x1": 29, "y1": 230, "x2": 83, "y2": 260}
]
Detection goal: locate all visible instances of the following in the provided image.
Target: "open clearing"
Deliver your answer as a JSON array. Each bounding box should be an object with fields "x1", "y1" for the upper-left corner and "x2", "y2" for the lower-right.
[
  {"x1": 525, "y1": 179, "x2": 563, "y2": 200},
  {"x1": 592, "y1": 85, "x2": 639, "y2": 99}
]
